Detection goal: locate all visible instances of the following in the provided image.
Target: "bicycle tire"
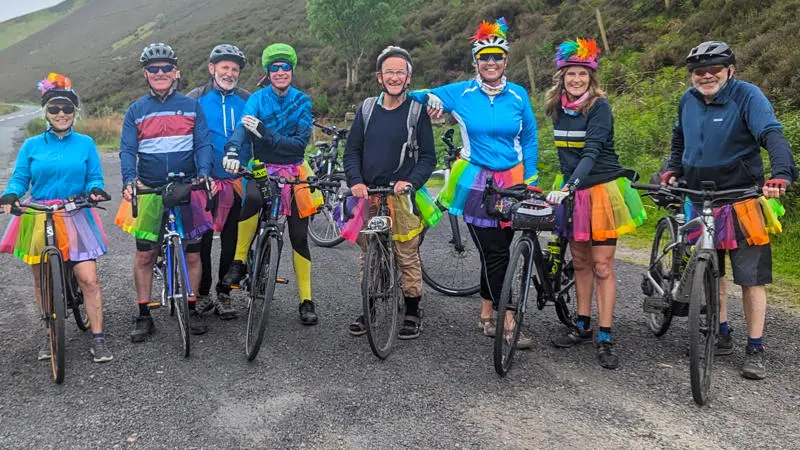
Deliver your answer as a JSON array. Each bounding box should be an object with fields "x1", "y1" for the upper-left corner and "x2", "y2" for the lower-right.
[
  {"x1": 246, "y1": 234, "x2": 279, "y2": 361},
  {"x1": 420, "y1": 212, "x2": 481, "y2": 296},
  {"x1": 494, "y1": 238, "x2": 533, "y2": 376},
  {"x1": 688, "y1": 257, "x2": 718, "y2": 406},
  {"x1": 43, "y1": 252, "x2": 66, "y2": 384},
  {"x1": 362, "y1": 235, "x2": 400, "y2": 359},
  {"x1": 67, "y1": 267, "x2": 90, "y2": 331},
  {"x1": 646, "y1": 217, "x2": 677, "y2": 336},
  {"x1": 553, "y1": 254, "x2": 578, "y2": 329},
  {"x1": 308, "y1": 176, "x2": 345, "y2": 248},
  {"x1": 172, "y1": 239, "x2": 190, "y2": 358}
]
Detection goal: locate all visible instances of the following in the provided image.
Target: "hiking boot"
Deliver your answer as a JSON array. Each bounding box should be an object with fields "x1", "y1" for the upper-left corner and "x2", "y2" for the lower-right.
[
  {"x1": 399, "y1": 312, "x2": 423, "y2": 340},
  {"x1": 90, "y1": 339, "x2": 114, "y2": 363},
  {"x1": 189, "y1": 309, "x2": 208, "y2": 335},
  {"x1": 716, "y1": 327, "x2": 734, "y2": 356},
  {"x1": 299, "y1": 300, "x2": 318, "y2": 326},
  {"x1": 348, "y1": 315, "x2": 367, "y2": 336},
  {"x1": 221, "y1": 260, "x2": 247, "y2": 287},
  {"x1": 741, "y1": 345, "x2": 766, "y2": 380},
  {"x1": 130, "y1": 315, "x2": 155, "y2": 343},
  {"x1": 597, "y1": 341, "x2": 620, "y2": 369},
  {"x1": 215, "y1": 292, "x2": 237, "y2": 320},
  {"x1": 195, "y1": 295, "x2": 216, "y2": 314},
  {"x1": 551, "y1": 327, "x2": 593, "y2": 348},
  {"x1": 37, "y1": 341, "x2": 51, "y2": 361}
]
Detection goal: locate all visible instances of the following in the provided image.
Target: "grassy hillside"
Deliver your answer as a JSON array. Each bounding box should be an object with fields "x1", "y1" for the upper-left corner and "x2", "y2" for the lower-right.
[{"x1": 0, "y1": 0, "x2": 85, "y2": 51}]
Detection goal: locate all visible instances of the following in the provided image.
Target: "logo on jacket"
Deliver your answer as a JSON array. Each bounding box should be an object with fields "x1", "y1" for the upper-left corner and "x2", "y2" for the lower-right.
[{"x1": 177, "y1": 110, "x2": 184, "y2": 116}]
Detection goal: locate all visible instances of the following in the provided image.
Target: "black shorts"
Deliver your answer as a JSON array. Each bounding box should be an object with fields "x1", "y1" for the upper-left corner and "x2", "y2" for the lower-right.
[
  {"x1": 715, "y1": 219, "x2": 772, "y2": 285},
  {"x1": 134, "y1": 213, "x2": 201, "y2": 253}
]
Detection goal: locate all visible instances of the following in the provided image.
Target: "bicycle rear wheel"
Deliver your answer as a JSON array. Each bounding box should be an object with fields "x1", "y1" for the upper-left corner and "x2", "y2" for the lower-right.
[
  {"x1": 494, "y1": 239, "x2": 533, "y2": 376},
  {"x1": 172, "y1": 239, "x2": 190, "y2": 358},
  {"x1": 308, "y1": 176, "x2": 345, "y2": 247},
  {"x1": 246, "y1": 234, "x2": 280, "y2": 361},
  {"x1": 420, "y1": 212, "x2": 481, "y2": 296},
  {"x1": 688, "y1": 257, "x2": 718, "y2": 406},
  {"x1": 645, "y1": 217, "x2": 677, "y2": 336},
  {"x1": 67, "y1": 267, "x2": 90, "y2": 331},
  {"x1": 363, "y1": 235, "x2": 400, "y2": 359},
  {"x1": 42, "y1": 252, "x2": 66, "y2": 384},
  {"x1": 554, "y1": 254, "x2": 578, "y2": 328}
]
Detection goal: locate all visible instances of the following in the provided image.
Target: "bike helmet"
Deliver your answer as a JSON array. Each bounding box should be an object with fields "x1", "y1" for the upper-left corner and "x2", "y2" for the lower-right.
[
  {"x1": 261, "y1": 43, "x2": 297, "y2": 70},
  {"x1": 210, "y1": 44, "x2": 246, "y2": 69},
  {"x1": 471, "y1": 17, "x2": 510, "y2": 59},
  {"x1": 37, "y1": 72, "x2": 79, "y2": 107},
  {"x1": 140, "y1": 43, "x2": 178, "y2": 67},
  {"x1": 554, "y1": 38, "x2": 601, "y2": 71},
  {"x1": 686, "y1": 41, "x2": 735, "y2": 71},
  {"x1": 376, "y1": 46, "x2": 413, "y2": 73}
]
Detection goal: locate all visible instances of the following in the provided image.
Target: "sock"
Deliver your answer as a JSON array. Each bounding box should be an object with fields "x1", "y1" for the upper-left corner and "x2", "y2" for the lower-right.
[
  {"x1": 405, "y1": 296, "x2": 421, "y2": 317},
  {"x1": 188, "y1": 298, "x2": 196, "y2": 311},
  {"x1": 719, "y1": 321, "x2": 730, "y2": 337},
  {"x1": 597, "y1": 327, "x2": 612, "y2": 343},
  {"x1": 92, "y1": 333, "x2": 105, "y2": 341},
  {"x1": 747, "y1": 336, "x2": 764, "y2": 351},
  {"x1": 138, "y1": 301, "x2": 150, "y2": 316},
  {"x1": 233, "y1": 215, "x2": 259, "y2": 261},
  {"x1": 577, "y1": 315, "x2": 591, "y2": 330}
]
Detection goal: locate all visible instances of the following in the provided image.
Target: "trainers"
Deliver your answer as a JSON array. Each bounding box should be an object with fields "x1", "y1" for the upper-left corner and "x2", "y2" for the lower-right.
[
  {"x1": 189, "y1": 309, "x2": 208, "y2": 335},
  {"x1": 716, "y1": 328, "x2": 734, "y2": 356},
  {"x1": 37, "y1": 341, "x2": 51, "y2": 361},
  {"x1": 399, "y1": 313, "x2": 422, "y2": 340},
  {"x1": 551, "y1": 327, "x2": 593, "y2": 348},
  {"x1": 479, "y1": 317, "x2": 496, "y2": 337},
  {"x1": 514, "y1": 332, "x2": 533, "y2": 350},
  {"x1": 90, "y1": 339, "x2": 114, "y2": 363},
  {"x1": 597, "y1": 341, "x2": 620, "y2": 369},
  {"x1": 215, "y1": 292, "x2": 237, "y2": 320},
  {"x1": 195, "y1": 295, "x2": 216, "y2": 314},
  {"x1": 221, "y1": 260, "x2": 247, "y2": 287},
  {"x1": 741, "y1": 345, "x2": 766, "y2": 380},
  {"x1": 348, "y1": 315, "x2": 367, "y2": 336},
  {"x1": 130, "y1": 315, "x2": 155, "y2": 343},
  {"x1": 299, "y1": 300, "x2": 318, "y2": 326}
]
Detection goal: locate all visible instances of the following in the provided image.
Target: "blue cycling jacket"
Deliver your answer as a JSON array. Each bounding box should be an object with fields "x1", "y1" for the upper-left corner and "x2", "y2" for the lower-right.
[
  {"x1": 409, "y1": 78, "x2": 538, "y2": 185},
  {"x1": 4, "y1": 129, "x2": 104, "y2": 199}
]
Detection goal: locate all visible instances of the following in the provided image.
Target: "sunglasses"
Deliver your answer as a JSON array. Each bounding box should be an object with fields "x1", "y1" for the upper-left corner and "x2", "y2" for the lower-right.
[
  {"x1": 477, "y1": 53, "x2": 506, "y2": 63},
  {"x1": 145, "y1": 64, "x2": 176, "y2": 74},
  {"x1": 268, "y1": 63, "x2": 292, "y2": 73},
  {"x1": 692, "y1": 65, "x2": 725, "y2": 77},
  {"x1": 46, "y1": 105, "x2": 75, "y2": 115}
]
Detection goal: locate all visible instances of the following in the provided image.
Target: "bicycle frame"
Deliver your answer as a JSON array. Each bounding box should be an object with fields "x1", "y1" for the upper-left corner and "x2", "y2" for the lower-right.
[{"x1": 159, "y1": 206, "x2": 195, "y2": 307}]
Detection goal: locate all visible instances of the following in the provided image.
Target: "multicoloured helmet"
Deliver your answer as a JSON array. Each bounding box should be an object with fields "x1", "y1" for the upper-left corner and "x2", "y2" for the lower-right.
[
  {"x1": 686, "y1": 41, "x2": 735, "y2": 71},
  {"x1": 140, "y1": 43, "x2": 178, "y2": 67},
  {"x1": 261, "y1": 43, "x2": 297, "y2": 71},
  {"x1": 37, "y1": 73, "x2": 79, "y2": 107},
  {"x1": 554, "y1": 38, "x2": 601, "y2": 71},
  {"x1": 210, "y1": 44, "x2": 246, "y2": 69},
  {"x1": 470, "y1": 17, "x2": 510, "y2": 59}
]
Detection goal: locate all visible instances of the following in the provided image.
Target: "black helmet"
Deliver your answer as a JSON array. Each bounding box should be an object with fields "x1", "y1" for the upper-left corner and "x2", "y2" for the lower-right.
[
  {"x1": 376, "y1": 46, "x2": 412, "y2": 73},
  {"x1": 41, "y1": 89, "x2": 79, "y2": 107},
  {"x1": 140, "y1": 43, "x2": 178, "y2": 67},
  {"x1": 210, "y1": 44, "x2": 246, "y2": 69},
  {"x1": 686, "y1": 41, "x2": 735, "y2": 71}
]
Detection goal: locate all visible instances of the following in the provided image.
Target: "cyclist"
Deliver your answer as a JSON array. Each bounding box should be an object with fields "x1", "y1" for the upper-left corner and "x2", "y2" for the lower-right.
[
  {"x1": 115, "y1": 43, "x2": 215, "y2": 342},
  {"x1": 221, "y1": 43, "x2": 320, "y2": 325},
  {"x1": 0, "y1": 73, "x2": 113, "y2": 363},
  {"x1": 342, "y1": 46, "x2": 437, "y2": 339},
  {"x1": 410, "y1": 18, "x2": 538, "y2": 348},
  {"x1": 187, "y1": 44, "x2": 251, "y2": 320},
  {"x1": 544, "y1": 39, "x2": 646, "y2": 370},
  {"x1": 662, "y1": 41, "x2": 798, "y2": 379}
]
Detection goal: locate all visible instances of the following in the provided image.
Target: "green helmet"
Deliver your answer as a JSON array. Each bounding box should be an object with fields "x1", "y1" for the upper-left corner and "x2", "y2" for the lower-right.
[{"x1": 262, "y1": 43, "x2": 297, "y2": 71}]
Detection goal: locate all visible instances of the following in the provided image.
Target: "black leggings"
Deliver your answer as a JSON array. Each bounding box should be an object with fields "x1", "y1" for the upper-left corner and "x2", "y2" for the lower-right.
[
  {"x1": 468, "y1": 224, "x2": 515, "y2": 308},
  {"x1": 240, "y1": 181, "x2": 311, "y2": 261},
  {"x1": 199, "y1": 193, "x2": 241, "y2": 296}
]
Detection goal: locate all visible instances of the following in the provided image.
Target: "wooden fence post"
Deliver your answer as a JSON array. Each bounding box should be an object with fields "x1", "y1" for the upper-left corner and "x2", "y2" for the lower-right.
[
  {"x1": 595, "y1": 8, "x2": 611, "y2": 53},
  {"x1": 525, "y1": 55, "x2": 536, "y2": 92}
]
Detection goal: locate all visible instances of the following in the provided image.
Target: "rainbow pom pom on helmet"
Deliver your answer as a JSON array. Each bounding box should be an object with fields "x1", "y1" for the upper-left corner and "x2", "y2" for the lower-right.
[
  {"x1": 37, "y1": 72, "x2": 79, "y2": 107},
  {"x1": 471, "y1": 17, "x2": 510, "y2": 59},
  {"x1": 554, "y1": 38, "x2": 601, "y2": 71}
]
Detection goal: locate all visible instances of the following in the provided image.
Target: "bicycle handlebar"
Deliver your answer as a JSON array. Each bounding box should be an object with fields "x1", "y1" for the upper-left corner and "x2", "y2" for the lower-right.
[
  {"x1": 338, "y1": 184, "x2": 414, "y2": 222},
  {"x1": 235, "y1": 167, "x2": 342, "y2": 191},
  {"x1": 632, "y1": 182, "x2": 762, "y2": 204},
  {"x1": 313, "y1": 121, "x2": 349, "y2": 139},
  {"x1": 131, "y1": 173, "x2": 212, "y2": 218},
  {"x1": 7, "y1": 196, "x2": 110, "y2": 216}
]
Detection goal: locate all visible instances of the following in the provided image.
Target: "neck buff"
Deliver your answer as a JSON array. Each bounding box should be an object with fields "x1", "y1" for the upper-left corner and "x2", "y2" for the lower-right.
[
  {"x1": 561, "y1": 91, "x2": 590, "y2": 116},
  {"x1": 477, "y1": 74, "x2": 507, "y2": 96}
]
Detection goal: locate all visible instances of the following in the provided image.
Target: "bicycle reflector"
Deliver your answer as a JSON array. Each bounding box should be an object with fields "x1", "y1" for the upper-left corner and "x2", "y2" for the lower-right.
[{"x1": 511, "y1": 199, "x2": 556, "y2": 231}]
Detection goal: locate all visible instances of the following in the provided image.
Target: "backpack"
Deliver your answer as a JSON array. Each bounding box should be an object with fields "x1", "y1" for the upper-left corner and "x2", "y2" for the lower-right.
[{"x1": 359, "y1": 96, "x2": 422, "y2": 173}]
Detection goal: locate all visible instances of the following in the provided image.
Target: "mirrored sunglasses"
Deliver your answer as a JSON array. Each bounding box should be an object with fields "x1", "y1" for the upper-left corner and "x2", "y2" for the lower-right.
[
  {"x1": 268, "y1": 63, "x2": 292, "y2": 73},
  {"x1": 145, "y1": 64, "x2": 176, "y2": 74},
  {"x1": 477, "y1": 53, "x2": 506, "y2": 63}
]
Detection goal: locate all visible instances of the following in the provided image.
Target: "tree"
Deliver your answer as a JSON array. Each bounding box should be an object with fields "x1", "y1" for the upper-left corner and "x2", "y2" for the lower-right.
[{"x1": 307, "y1": 0, "x2": 403, "y2": 89}]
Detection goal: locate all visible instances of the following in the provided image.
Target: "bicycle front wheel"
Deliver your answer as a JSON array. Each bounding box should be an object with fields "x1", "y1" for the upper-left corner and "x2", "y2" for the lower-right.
[
  {"x1": 494, "y1": 238, "x2": 533, "y2": 376},
  {"x1": 308, "y1": 177, "x2": 345, "y2": 248},
  {"x1": 554, "y1": 253, "x2": 577, "y2": 329},
  {"x1": 246, "y1": 234, "x2": 280, "y2": 361},
  {"x1": 42, "y1": 252, "x2": 66, "y2": 384},
  {"x1": 67, "y1": 267, "x2": 90, "y2": 331},
  {"x1": 420, "y1": 212, "x2": 481, "y2": 296},
  {"x1": 646, "y1": 217, "x2": 677, "y2": 336},
  {"x1": 172, "y1": 239, "x2": 190, "y2": 358},
  {"x1": 363, "y1": 236, "x2": 400, "y2": 360},
  {"x1": 688, "y1": 257, "x2": 719, "y2": 406}
]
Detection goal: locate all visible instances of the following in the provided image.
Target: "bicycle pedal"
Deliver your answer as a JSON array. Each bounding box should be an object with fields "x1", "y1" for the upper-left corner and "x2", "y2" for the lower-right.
[
  {"x1": 276, "y1": 277, "x2": 290, "y2": 285},
  {"x1": 147, "y1": 302, "x2": 162, "y2": 310},
  {"x1": 643, "y1": 296, "x2": 669, "y2": 314}
]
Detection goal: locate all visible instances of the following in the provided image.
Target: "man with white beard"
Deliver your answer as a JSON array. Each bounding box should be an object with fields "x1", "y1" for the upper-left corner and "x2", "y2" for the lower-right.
[{"x1": 187, "y1": 44, "x2": 251, "y2": 320}]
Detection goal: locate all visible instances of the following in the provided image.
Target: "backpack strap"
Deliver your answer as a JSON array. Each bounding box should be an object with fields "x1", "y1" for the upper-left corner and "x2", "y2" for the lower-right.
[
  {"x1": 393, "y1": 99, "x2": 422, "y2": 173},
  {"x1": 360, "y1": 96, "x2": 379, "y2": 137}
]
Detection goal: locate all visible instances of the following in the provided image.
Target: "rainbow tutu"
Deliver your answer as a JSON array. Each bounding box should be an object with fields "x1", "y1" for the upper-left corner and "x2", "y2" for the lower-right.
[
  {"x1": 0, "y1": 199, "x2": 108, "y2": 265},
  {"x1": 256, "y1": 160, "x2": 323, "y2": 219},
  {"x1": 339, "y1": 186, "x2": 441, "y2": 243},
  {"x1": 213, "y1": 178, "x2": 243, "y2": 232},
  {"x1": 114, "y1": 189, "x2": 212, "y2": 242},
  {"x1": 684, "y1": 196, "x2": 784, "y2": 249}
]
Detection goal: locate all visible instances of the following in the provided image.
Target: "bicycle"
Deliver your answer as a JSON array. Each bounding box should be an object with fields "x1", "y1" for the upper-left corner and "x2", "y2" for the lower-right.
[
  {"x1": 485, "y1": 180, "x2": 578, "y2": 376},
  {"x1": 633, "y1": 181, "x2": 761, "y2": 405},
  {"x1": 419, "y1": 128, "x2": 481, "y2": 296},
  {"x1": 131, "y1": 173, "x2": 212, "y2": 358},
  {"x1": 7, "y1": 196, "x2": 108, "y2": 384},
  {"x1": 340, "y1": 184, "x2": 414, "y2": 360},
  {"x1": 307, "y1": 121, "x2": 349, "y2": 248},
  {"x1": 232, "y1": 164, "x2": 340, "y2": 361}
]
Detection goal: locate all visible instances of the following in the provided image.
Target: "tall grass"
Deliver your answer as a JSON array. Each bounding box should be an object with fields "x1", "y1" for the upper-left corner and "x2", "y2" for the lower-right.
[
  {"x1": 0, "y1": 104, "x2": 20, "y2": 116},
  {"x1": 26, "y1": 115, "x2": 123, "y2": 149}
]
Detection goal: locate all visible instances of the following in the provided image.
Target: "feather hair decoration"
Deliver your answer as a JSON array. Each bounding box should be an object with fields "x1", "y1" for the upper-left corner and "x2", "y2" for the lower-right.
[
  {"x1": 555, "y1": 38, "x2": 601, "y2": 62},
  {"x1": 471, "y1": 17, "x2": 507, "y2": 42},
  {"x1": 37, "y1": 78, "x2": 56, "y2": 94},
  {"x1": 37, "y1": 72, "x2": 72, "y2": 93}
]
